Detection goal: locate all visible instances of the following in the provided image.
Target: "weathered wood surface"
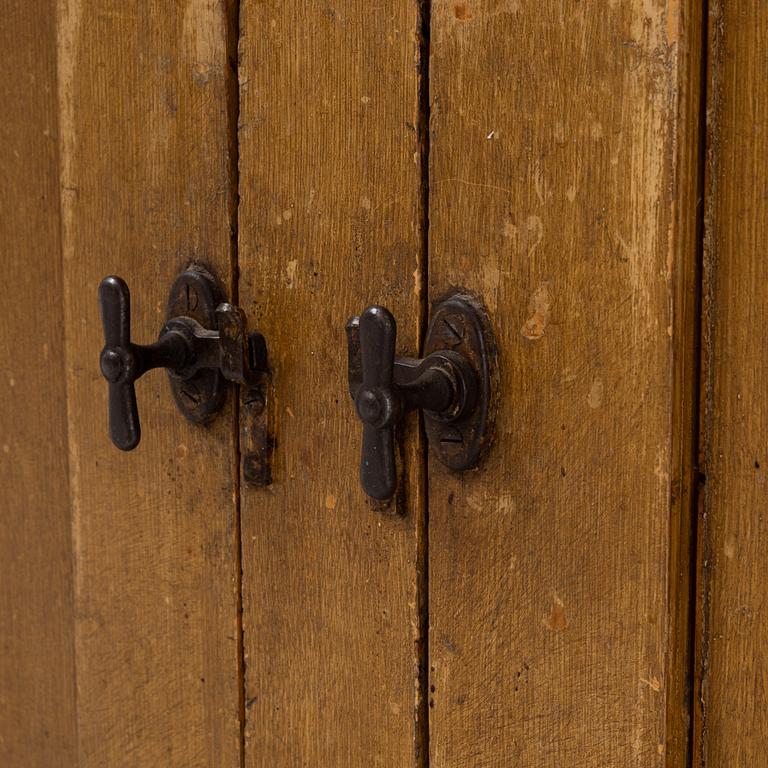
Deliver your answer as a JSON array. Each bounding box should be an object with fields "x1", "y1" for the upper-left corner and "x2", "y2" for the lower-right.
[
  {"x1": 237, "y1": 1, "x2": 427, "y2": 764},
  {"x1": 427, "y1": 2, "x2": 702, "y2": 765},
  {"x1": 0, "y1": 2, "x2": 77, "y2": 765},
  {"x1": 697, "y1": 3, "x2": 768, "y2": 765},
  {"x1": 57, "y1": 1, "x2": 242, "y2": 765}
]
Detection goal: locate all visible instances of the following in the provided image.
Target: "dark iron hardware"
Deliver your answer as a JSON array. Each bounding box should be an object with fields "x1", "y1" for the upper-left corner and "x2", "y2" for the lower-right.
[
  {"x1": 98, "y1": 266, "x2": 266, "y2": 451},
  {"x1": 346, "y1": 293, "x2": 496, "y2": 501}
]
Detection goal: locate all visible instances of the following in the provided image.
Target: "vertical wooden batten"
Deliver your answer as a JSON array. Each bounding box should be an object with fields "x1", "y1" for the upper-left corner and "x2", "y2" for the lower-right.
[
  {"x1": 0, "y1": 2, "x2": 77, "y2": 765},
  {"x1": 236, "y1": 0, "x2": 427, "y2": 764},
  {"x1": 697, "y1": 2, "x2": 768, "y2": 764},
  {"x1": 427, "y1": 2, "x2": 702, "y2": 765},
  {"x1": 56, "y1": 1, "x2": 242, "y2": 765}
]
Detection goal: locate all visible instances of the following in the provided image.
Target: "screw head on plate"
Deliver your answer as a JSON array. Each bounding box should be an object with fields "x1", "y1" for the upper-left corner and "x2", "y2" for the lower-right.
[
  {"x1": 440, "y1": 314, "x2": 466, "y2": 346},
  {"x1": 424, "y1": 294, "x2": 496, "y2": 471}
]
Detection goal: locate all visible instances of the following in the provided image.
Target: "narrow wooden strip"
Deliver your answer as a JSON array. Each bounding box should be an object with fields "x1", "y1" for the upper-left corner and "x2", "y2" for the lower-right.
[
  {"x1": 0, "y1": 2, "x2": 77, "y2": 764},
  {"x1": 698, "y1": 3, "x2": 768, "y2": 764},
  {"x1": 237, "y1": 1, "x2": 426, "y2": 764},
  {"x1": 57, "y1": 1, "x2": 241, "y2": 764},
  {"x1": 428, "y1": 2, "x2": 701, "y2": 765}
]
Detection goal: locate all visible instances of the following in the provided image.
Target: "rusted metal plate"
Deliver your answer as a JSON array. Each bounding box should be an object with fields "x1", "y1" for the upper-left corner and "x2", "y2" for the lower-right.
[
  {"x1": 423, "y1": 292, "x2": 498, "y2": 471},
  {"x1": 165, "y1": 264, "x2": 226, "y2": 423}
]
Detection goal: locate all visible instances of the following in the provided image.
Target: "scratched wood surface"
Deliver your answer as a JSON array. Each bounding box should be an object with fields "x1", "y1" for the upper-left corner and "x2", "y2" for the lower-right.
[
  {"x1": 697, "y1": 3, "x2": 768, "y2": 765},
  {"x1": 0, "y1": 2, "x2": 77, "y2": 765},
  {"x1": 427, "y1": 2, "x2": 702, "y2": 765},
  {"x1": 57, "y1": 1, "x2": 241, "y2": 765},
  {"x1": 237, "y1": 1, "x2": 427, "y2": 764}
]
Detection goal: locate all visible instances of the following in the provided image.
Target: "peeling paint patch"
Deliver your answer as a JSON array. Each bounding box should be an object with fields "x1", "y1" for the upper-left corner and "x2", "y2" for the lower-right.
[
  {"x1": 413, "y1": 266, "x2": 421, "y2": 296},
  {"x1": 587, "y1": 378, "x2": 604, "y2": 409},
  {"x1": 641, "y1": 675, "x2": 662, "y2": 692},
  {"x1": 192, "y1": 62, "x2": 210, "y2": 86},
  {"x1": 285, "y1": 259, "x2": 297, "y2": 287},
  {"x1": 543, "y1": 593, "x2": 568, "y2": 631},
  {"x1": 482, "y1": 261, "x2": 500, "y2": 310},
  {"x1": 521, "y1": 283, "x2": 551, "y2": 340},
  {"x1": 454, "y1": 3, "x2": 472, "y2": 20},
  {"x1": 524, "y1": 215, "x2": 544, "y2": 258},
  {"x1": 654, "y1": 446, "x2": 670, "y2": 483}
]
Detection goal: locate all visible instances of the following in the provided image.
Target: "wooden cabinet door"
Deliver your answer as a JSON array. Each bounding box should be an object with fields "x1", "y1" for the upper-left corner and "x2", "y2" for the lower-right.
[
  {"x1": 235, "y1": 1, "x2": 426, "y2": 765},
  {"x1": 4, "y1": 2, "x2": 768, "y2": 767},
  {"x1": 233, "y1": 2, "x2": 704, "y2": 765},
  {"x1": 426, "y1": 3, "x2": 702, "y2": 766},
  {"x1": 0, "y1": 3, "x2": 77, "y2": 763},
  {"x1": 2, "y1": 2, "x2": 242, "y2": 766}
]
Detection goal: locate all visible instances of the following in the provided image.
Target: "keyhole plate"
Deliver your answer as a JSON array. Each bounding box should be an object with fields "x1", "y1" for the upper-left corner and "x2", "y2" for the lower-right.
[
  {"x1": 165, "y1": 264, "x2": 226, "y2": 423},
  {"x1": 423, "y1": 292, "x2": 498, "y2": 471}
]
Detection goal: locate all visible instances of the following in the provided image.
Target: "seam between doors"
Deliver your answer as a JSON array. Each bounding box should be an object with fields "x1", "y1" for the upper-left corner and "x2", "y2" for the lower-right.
[
  {"x1": 416, "y1": 0, "x2": 432, "y2": 766},
  {"x1": 225, "y1": 1, "x2": 245, "y2": 766},
  {"x1": 670, "y1": 1, "x2": 710, "y2": 767},
  {"x1": 693, "y1": 0, "x2": 715, "y2": 765}
]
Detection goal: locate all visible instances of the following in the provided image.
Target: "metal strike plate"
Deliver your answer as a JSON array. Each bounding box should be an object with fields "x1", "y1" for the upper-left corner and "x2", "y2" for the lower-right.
[
  {"x1": 165, "y1": 265, "x2": 226, "y2": 423},
  {"x1": 423, "y1": 293, "x2": 497, "y2": 470}
]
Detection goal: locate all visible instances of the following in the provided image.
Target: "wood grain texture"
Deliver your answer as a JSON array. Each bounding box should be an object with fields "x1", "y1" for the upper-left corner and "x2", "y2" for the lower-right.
[
  {"x1": 237, "y1": 1, "x2": 426, "y2": 764},
  {"x1": 0, "y1": 2, "x2": 77, "y2": 765},
  {"x1": 427, "y1": 2, "x2": 701, "y2": 765},
  {"x1": 57, "y1": 1, "x2": 241, "y2": 765},
  {"x1": 698, "y1": 3, "x2": 768, "y2": 765}
]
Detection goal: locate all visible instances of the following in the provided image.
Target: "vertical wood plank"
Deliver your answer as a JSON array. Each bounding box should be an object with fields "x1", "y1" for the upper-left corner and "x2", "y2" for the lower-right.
[
  {"x1": 0, "y1": 2, "x2": 77, "y2": 765},
  {"x1": 57, "y1": 1, "x2": 242, "y2": 765},
  {"x1": 698, "y1": 3, "x2": 768, "y2": 765},
  {"x1": 428, "y1": 2, "x2": 702, "y2": 765},
  {"x1": 237, "y1": 1, "x2": 426, "y2": 764}
]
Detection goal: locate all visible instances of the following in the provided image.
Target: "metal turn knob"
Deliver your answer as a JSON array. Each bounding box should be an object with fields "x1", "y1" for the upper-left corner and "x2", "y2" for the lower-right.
[
  {"x1": 353, "y1": 307, "x2": 400, "y2": 500},
  {"x1": 99, "y1": 276, "x2": 185, "y2": 450},
  {"x1": 347, "y1": 295, "x2": 496, "y2": 502},
  {"x1": 98, "y1": 267, "x2": 266, "y2": 451}
]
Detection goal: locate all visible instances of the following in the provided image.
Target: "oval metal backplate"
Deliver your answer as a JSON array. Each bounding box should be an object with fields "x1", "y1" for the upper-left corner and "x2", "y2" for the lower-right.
[
  {"x1": 165, "y1": 264, "x2": 226, "y2": 423},
  {"x1": 423, "y1": 292, "x2": 498, "y2": 471}
]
